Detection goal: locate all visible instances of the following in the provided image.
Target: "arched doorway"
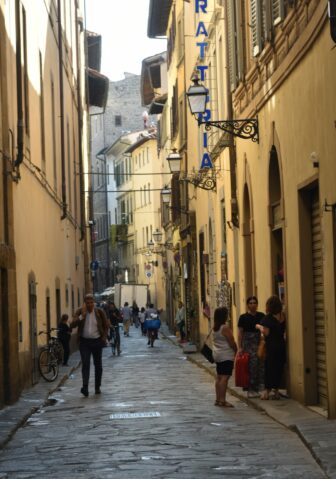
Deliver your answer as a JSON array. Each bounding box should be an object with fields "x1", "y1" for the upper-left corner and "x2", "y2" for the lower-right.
[
  {"x1": 242, "y1": 184, "x2": 254, "y2": 300},
  {"x1": 208, "y1": 219, "x2": 217, "y2": 313},
  {"x1": 28, "y1": 273, "x2": 38, "y2": 385}
]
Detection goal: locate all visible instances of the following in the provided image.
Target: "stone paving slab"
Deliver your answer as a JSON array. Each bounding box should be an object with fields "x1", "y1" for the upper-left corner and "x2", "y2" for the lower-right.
[
  {"x1": 161, "y1": 324, "x2": 336, "y2": 479},
  {"x1": 0, "y1": 325, "x2": 330, "y2": 478}
]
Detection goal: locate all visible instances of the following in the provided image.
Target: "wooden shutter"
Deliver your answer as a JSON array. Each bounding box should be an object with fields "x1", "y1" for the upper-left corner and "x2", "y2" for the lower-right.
[
  {"x1": 311, "y1": 189, "x2": 328, "y2": 408},
  {"x1": 227, "y1": 0, "x2": 237, "y2": 91},
  {"x1": 272, "y1": 0, "x2": 284, "y2": 26},
  {"x1": 235, "y1": 0, "x2": 244, "y2": 81},
  {"x1": 250, "y1": 0, "x2": 262, "y2": 57}
]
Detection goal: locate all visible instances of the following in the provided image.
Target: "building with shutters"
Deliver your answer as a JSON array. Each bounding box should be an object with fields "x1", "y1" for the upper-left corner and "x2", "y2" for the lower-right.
[
  {"x1": 0, "y1": 0, "x2": 98, "y2": 407},
  {"x1": 147, "y1": 0, "x2": 336, "y2": 417}
]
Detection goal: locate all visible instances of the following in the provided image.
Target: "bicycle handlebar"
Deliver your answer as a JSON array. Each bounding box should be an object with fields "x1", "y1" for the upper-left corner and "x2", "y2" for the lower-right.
[{"x1": 38, "y1": 328, "x2": 59, "y2": 335}]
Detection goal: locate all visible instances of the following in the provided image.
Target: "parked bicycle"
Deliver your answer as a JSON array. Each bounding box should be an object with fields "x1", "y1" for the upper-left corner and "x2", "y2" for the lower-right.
[{"x1": 38, "y1": 329, "x2": 64, "y2": 382}]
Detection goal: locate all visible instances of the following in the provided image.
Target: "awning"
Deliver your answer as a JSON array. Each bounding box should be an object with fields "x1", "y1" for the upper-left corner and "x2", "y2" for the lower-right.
[
  {"x1": 87, "y1": 68, "x2": 109, "y2": 109},
  {"x1": 147, "y1": 0, "x2": 172, "y2": 38}
]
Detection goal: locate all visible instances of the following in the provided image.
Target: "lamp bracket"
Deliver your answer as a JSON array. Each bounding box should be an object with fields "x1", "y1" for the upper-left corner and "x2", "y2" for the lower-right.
[
  {"x1": 199, "y1": 118, "x2": 259, "y2": 143},
  {"x1": 324, "y1": 199, "x2": 336, "y2": 212},
  {"x1": 180, "y1": 168, "x2": 217, "y2": 191}
]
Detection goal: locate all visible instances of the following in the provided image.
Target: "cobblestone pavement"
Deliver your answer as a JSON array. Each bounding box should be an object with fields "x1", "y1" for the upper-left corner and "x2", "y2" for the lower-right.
[{"x1": 0, "y1": 327, "x2": 327, "y2": 479}]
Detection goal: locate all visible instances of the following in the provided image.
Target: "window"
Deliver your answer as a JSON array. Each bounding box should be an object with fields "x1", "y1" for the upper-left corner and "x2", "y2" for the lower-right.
[
  {"x1": 227, "y1": 0, "x2": 244, "y2": 90},
  {"x1": 67, "y1": 120, "x2": 72, "y2": 211},
  {"x1": 115, "y1": 115, "x2": 122, "y2": 126},
  {"x1": 148, "y1": 183, "x2": 150, "y2": 203},
  {"x1": 51, "y1": 75, "x2": 57, "y2": 189},
  {"x1": 144, "y1": 185, "x2": 146, "y2": 205},
  {"x1": 171, "y1": 81, "x2": 179, "y2": 138},
  {"x1": 39, "y1": 52, "x2": 46, "y2": 172},
  {"x1": 16, "y1": 2, "x2": 30, "y2": 136}
]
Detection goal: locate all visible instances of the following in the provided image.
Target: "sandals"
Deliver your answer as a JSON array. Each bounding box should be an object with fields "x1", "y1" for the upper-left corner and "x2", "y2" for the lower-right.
[{"x1": 214, "y1": 400, "x2": 234, "y2": 408}]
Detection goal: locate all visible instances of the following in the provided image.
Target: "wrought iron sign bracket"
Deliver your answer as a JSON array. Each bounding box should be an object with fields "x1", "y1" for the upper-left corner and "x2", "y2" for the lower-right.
[
  {"x1": 180, "y1": 172, "x2": 216, "y2": 191},
  {"x1": 199, "y1": 118, "x2": 259, "y2": 143}
]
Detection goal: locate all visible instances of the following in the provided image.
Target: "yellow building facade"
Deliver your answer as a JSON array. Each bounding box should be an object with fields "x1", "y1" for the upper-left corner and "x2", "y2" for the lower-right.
[
  {"x1": 148, "y1": 0, "x2": 336, "y2": 417},
  {"x1": 0, "y1": 0, "x2": 91, "y2": 406}
]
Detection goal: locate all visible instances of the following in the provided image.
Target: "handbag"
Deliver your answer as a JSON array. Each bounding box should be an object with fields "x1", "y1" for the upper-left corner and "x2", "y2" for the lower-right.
[
  {"x1": 200, "y1": 330, "x2": 214, "y2": 364},
  {"x1": 235, "y1": 352, "x2": 250, "y2": 388},
  {"x1": 201, "y1": 343, "x2": 214, "y2": 363},
  {"x1": 257, "y1": 336, "x2": 266, "y2": 360}
]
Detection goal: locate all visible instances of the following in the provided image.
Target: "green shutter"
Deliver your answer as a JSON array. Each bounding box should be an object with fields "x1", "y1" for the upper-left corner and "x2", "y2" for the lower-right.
[
  {"x1": 272, "y1": 0, "x2": 284, "y2": 26},
  {"x1": 227, "y1": 0, "x2": 237, "y2": 91},
  {"x1": 250, "y1": 0, "x2": 262, "y2": 57}
]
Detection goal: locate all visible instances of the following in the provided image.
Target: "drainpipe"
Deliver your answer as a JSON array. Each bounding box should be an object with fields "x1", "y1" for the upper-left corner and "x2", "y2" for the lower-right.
[
  {"x1": 224, "y1": 9, "x2": 240, "y2": 317},
  {"x1": 14, "y1": 0, "x2": 24, "y2": 170},
  {"x1": 75, "y1": 6, "x2": 85, "y2": 241},
  {"x1": 58, "y1": 0, "x2": 67, "y2": 220}
]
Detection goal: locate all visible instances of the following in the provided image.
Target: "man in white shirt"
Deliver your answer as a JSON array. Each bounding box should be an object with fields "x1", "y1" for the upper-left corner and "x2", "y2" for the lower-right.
[{"x1": 71, "y1": 294, "x2": 109, "y2": 397}]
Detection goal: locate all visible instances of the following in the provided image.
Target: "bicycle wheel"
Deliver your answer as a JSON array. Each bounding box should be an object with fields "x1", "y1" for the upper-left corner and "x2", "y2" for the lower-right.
[
  {"x1": 38, "y1": 349, "x2": 59, "y2": 381},
  {"x1": 53, "y1": 339, "x2": 64, "y2": 364}
]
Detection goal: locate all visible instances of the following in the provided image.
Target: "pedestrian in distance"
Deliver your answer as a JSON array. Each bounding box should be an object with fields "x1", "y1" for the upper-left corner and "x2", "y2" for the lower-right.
[
  {"x1": 256, "y1": 295, "x2": 286, "y2": 400},
  {"x1": 57, "y1": 314, "x2": 72, "y2": 366},
  {"x1": 107, "y1": 301, "x2": 121, "y2": 356},
  {"x1": 175, "y1": 301, "x2": 186, "y2": 342},
  {"x1": 71, "y1": 293, "x2": 109, "y2": 397},
  {"x1": 212, "y1": 307, "x2": 237, "y2": 407},
  {"x1": 237, "y1": 296, "x2": 265, "y2": 397},
  {"x1": 145, "y1": 303, "x2": 160, "y2": 346},
  {"x1": 121, "y1": 302, "x2": 132, "y2": 336},
  {"x1": 132, "y1": 300, "x2": 139, "y2": 328},
  {"x1": 139, "y1": 307, "x2": 146, "y2": 335}
]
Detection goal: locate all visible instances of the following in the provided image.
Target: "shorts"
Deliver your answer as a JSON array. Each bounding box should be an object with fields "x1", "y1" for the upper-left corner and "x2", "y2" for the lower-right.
[{"x1": 216, "y1": 360, "x2": 234, "y2": 376}]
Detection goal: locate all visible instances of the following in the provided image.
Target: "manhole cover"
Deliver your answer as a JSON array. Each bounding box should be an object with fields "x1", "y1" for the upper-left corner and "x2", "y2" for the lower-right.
[{"x1": 109, "y1": 411, "x2": 161, "y2": 419}]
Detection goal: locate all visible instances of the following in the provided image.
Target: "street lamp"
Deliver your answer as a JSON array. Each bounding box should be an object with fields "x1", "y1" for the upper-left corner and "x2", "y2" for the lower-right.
[
  {"x1": 186, "y1": 78, "x2": 259, "y2": 142},
  {"x1": 186, "y1": 77, "x2": 208, "y2": 114},
  {"x1": 166, "y1": 149, "x2": 182, "y2": 174},
  {"x1": 161, "y1": 187, "x2": 171, "y2": 204},
  {"x1": 152, "y1": 228, "x2": 163, "y2": 243}
]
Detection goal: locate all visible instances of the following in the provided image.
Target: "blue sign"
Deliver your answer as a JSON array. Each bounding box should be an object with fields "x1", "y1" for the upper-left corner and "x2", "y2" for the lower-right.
[
  {"x1": 90, "y1": 260, "x2": 99, "y2": 271},
  {"x1": 194, "y1": 0, "x2": 213, "y2": 170}
]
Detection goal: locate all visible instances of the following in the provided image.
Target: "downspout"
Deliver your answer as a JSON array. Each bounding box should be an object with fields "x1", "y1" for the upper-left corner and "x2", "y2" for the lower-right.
[
  {"x1": 75, "y1": 7, "x2": 85, "y2": 241},
  {"x1": 14, "y1": 0, "x2": 24, "y2": 171},
  {"x1": 224, "y1": 8, "x2": 240, "y2": 317},
  {"x1": 58, "y1": 0, "x2": 67, "y2": 220}
]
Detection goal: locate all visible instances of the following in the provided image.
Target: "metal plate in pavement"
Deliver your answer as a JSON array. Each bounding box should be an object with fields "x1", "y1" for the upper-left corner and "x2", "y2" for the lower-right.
[{"x1": 109, "y1": 411, "x2": 161, "y2": 419}]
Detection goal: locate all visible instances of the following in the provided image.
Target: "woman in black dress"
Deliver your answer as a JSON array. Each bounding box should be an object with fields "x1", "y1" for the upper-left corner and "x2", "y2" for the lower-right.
[
  {"x1": 256, "y1": 295, "x2": 286, "y2": 400},
  {"x1": 238, "y1": 296, "x2": 265, "y2": 396}
]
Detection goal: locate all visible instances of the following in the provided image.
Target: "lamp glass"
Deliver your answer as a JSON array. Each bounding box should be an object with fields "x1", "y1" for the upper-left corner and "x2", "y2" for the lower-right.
[
  {"x1": 153, "y1": 229, "x2": 163, "y2": 243},
  {"x1": 186, "y1": 82, "x2": 208, "y2": 115},
  {"x1": 161, "y1": 188, "x2": 171, "y2": 203},
  {"x1": 166, "y1": 149, "x2": 182, "y2": 174},
  {"x1": 147, "y1": 240, "x2": 155, "y2": 250}
]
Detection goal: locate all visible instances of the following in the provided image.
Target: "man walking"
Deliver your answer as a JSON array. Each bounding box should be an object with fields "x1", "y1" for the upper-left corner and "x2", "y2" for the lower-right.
[
  {"x1": 71, "y1": 294, "x2": 109, "y2": 397},
  {"x1": 121, "y1": 302, "x2": 132, "y2": 336}
]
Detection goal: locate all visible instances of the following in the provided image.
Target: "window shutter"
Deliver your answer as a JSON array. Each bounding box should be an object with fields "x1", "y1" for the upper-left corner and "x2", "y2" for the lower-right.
[
  {"x1": 235, "y1": 0, "x2": 244, "y2": 81},
  {"x1": 227, "y1": 0, "x2": 237, "y2": 91},
  {"x1": 272, "y1": 0, "x2": 284, "y2": 26},
  {"x1": 250, "y1": 0, "x2": 262, "y2": 57}
]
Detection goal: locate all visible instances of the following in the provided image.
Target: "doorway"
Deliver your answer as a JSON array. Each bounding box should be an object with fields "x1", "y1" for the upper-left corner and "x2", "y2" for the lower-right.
[{"x1": 29, "y1": 277, "x2": 38, "y2": 385}]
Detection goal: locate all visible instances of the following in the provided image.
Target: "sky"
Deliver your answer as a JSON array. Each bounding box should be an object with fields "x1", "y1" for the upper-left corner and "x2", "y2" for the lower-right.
[{"x1": 85, "y1": 0, "x2": 167, "y2": 81}]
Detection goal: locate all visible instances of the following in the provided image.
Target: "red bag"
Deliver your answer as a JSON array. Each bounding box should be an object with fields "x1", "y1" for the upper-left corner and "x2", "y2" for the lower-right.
[{"x1": 235, "y1": 352, "x2": 250, "y2": 388}]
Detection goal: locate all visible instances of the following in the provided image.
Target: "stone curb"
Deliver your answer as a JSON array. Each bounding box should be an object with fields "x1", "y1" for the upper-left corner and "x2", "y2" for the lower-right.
[
  {"x1": 0, "y1": 359, "x2": 81, "y2": 450},
  {"x1": 161, "y1": 329, "x2": 331, "y2": 479}
]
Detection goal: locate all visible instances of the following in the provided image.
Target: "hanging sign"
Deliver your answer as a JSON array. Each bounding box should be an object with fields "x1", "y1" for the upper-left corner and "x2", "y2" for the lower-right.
[{"x1": 194, "y1": 0, "x2": 213, "y2": 170}]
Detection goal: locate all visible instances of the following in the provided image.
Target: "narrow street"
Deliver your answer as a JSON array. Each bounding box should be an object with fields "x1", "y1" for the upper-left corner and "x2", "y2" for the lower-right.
[{"x1": 0, "y1": 327, "x2": 325, "y2": 479}]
